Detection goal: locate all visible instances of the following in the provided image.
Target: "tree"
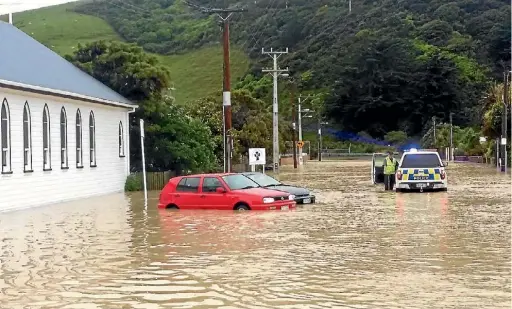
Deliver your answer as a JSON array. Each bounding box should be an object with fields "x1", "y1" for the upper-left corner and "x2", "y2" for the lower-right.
[
  {"x1": 66, "y1": 40, "x2": 216, "y2": 173},
  {"x1": 71, "y1": 0, "x2": 510, "y2": 147},
  {"x1": 143, "y1": 98, "x2": 217, "y2": 174},
  {"x1": 482, "y1": 83, "x2": 511, "y2": 139},
  {"x1": 384, "y1": 131, "x2": 408, "y2": 145},
  {"x1": 65, "y1": 41, "x2": 171, "y2": 102},
  {"x1": 186, "y1": 89, "x2": 289, "y2": 163}
]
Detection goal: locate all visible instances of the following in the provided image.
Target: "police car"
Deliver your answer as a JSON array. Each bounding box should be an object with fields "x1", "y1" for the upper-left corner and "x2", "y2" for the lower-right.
[{"x1": 394, "y1": 149, "x2": 448, "y2": 192}]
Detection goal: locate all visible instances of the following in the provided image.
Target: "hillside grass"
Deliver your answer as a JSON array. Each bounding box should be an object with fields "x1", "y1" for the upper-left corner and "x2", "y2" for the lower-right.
[
  {"x1": 0, "y1": 2, "x2": 121, "y2": 56},
  {"x1": 0, "y1": 2, "x2": 250, "y2": 104},
  {"x1": 157, "y1": 47, "x2": 249, "y2": 104}
]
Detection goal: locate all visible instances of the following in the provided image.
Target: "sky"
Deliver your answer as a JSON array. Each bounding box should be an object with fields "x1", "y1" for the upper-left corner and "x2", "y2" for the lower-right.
[{"x1": 0, "y1": 0, "x2": 79, "y2": 14}]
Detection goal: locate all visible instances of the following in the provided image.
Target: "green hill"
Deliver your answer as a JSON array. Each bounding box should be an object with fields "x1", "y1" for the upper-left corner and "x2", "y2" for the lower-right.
[
  {"x1": 2, "y1": 0, "x2": 510, "y2": 138},
  {"x1": 0, "y1": 2, "x2": 249, "y2": 104},
  {"x1": 69, "y1": 0, "x2": 510, "y2": 138}
]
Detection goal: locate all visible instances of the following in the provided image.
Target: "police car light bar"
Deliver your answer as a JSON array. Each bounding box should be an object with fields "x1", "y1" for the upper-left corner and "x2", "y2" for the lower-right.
[{"x1": 408, "y1": 148, "x2": 418, "y2": 152}]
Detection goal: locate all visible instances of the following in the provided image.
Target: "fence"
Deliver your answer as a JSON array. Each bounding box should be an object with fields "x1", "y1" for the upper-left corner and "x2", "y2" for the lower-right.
[
  {"x1": 283, "y1": 141, "x2": 312, "y2": 157},
  {"x1": 129, "y1": 171, "x2": 175, "y2": 191}
]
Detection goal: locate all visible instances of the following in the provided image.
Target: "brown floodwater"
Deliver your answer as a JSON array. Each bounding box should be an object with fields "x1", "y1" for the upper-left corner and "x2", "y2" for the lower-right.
[{"x1": 0, "y1": 160, "x2": 510, "y2": 308}]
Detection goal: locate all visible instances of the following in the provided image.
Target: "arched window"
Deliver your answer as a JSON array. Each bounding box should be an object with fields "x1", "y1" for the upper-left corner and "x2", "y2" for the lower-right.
[
  {"x1": 119, "y1": 121, "x2": 125, "y2": 157},
  {"x1": 42, "y1": 104, "x2": 51, "y2": 171},
  {"x1": 60, "y1": 107, "x2": 68, "y2": 169},
  {"x1": 23, "y1": 102, "x2": 32, "y2": 172},
  {"x1": 89, "y1": 111, "x2": 96, "y2": 167},
  {"x1": 1, "y1": 98, "x2": 11, "y2": 174},
  {"x1": 76, "y1": 109, "x2": 83, "y2": 168}
]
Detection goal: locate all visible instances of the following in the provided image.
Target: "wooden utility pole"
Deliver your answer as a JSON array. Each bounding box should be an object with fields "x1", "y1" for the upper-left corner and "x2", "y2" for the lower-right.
[
  {"x1": 290, "y1": 82, "x2": 297, "y2": 168},
  {"x1": 501, "y1": 71, "x2": 509, "y2": 172},
  {"x1": 185, "y1": 1, "x2": 246, "y2": 172}
]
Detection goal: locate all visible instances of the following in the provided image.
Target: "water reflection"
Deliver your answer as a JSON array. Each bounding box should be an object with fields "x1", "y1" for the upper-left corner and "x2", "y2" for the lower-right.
[{"x1": 0, "y1": 161, "x2": 510, "y2": 308}]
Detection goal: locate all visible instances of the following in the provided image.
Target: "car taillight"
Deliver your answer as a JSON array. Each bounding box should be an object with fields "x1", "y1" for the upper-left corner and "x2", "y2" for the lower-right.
[
  {"x1": 440, "y1": 170, "x2": 446, "y2": 180},
  {"x1": 396, "y1": 170, "x2": 402, "y2": 180}
]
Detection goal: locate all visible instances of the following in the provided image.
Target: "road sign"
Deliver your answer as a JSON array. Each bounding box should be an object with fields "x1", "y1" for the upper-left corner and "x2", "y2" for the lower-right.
[
  {"x1": 248, "y1": 148, "x2": 266, "y2": 165},
  {"x1": 297, "y1": 140, "x2": 304, "y2": 148}
]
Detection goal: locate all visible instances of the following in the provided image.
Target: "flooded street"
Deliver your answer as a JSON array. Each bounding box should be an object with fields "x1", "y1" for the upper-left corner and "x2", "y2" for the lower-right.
[{"x1": 1, "y1": 160, "x2": 510, "y2": 308}]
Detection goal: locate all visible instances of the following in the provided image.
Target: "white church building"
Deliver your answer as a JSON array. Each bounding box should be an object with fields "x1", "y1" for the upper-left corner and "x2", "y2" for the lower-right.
[{"x1": 0, "y1": 21, "x2": 137, "y2": 212}]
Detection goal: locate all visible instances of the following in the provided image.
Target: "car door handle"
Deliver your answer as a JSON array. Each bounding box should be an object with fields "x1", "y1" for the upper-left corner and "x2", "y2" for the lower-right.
[
  {"x1": 174, "y1": 194, "x2": 180, "y2": 197},
  {"x1": 200, "y1": 195, "x2": 206, "y2": 198}
]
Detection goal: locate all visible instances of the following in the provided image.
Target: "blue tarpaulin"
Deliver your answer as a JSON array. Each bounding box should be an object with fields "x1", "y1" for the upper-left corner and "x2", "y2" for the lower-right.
[{"x1": 326, "y1": 129, "x2": 419, "y2": 151}]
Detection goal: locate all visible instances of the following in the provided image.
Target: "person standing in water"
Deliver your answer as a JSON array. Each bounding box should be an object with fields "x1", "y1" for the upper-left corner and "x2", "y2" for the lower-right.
[{"x1": 383, "y1": 151, "x2": 398, "y2": 190}]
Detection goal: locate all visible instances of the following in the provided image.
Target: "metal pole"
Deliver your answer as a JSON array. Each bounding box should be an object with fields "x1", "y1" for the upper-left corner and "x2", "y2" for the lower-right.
[
  {"x1": 318, "y1": 116, "x2": 322, "y2": 162},
  {"x1": 298, "y1": 96, "x2": 303, "y2": 165},
  {"x1": 496, "y1": 138, "x2": 499, "y2": 169},
  {"x1": 432, "y1": 116, "x2": 436, "y2": 148},
  {"x1": 449, "y1": 113, "x2": 453, "y2": 161},
  {"x1": 140, "y1": 119, "x2": 147, "y2": 205}
]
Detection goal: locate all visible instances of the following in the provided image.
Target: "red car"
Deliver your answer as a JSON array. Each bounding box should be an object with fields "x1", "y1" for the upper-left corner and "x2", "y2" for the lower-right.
[{"x1": 158, "y1": 173, "x2": 297, "y2": 211}]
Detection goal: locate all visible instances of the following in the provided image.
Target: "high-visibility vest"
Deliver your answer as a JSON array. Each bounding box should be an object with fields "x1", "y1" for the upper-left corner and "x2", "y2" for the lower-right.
[{"x1": 383, "y1": 157, "x2": 397, "y2": 174}]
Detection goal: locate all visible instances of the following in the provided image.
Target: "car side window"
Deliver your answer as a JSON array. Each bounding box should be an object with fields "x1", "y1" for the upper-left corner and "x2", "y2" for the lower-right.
[
  {"x1": 176, "y1": 177, "x2": 200, "y2": 192},
  {"x1": 202, "y1": 177, "x2": 223, "y2": 193}
]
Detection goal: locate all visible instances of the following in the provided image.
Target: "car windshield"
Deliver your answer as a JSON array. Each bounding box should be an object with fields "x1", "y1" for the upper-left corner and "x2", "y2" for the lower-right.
[
  {"x1": 243, "y1": 173, "x2": 282, "y2": 187},
  {"x1": 222, "y1": 174, "x2": 259, "y2": 190},
  {"x1": 400, "y1": 153, "x2": 442, "y2": 168}
]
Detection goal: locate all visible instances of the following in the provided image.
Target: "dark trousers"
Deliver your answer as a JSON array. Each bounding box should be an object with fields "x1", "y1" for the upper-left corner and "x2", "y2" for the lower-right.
[{"x1": 384, "y1": 174, "x2": 395, "y2": 190}]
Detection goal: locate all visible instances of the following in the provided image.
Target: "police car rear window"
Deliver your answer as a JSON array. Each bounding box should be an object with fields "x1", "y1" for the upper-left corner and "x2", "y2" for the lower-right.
[{"x1": 401, "y1": 154, "x2": 442, "y2": 168}]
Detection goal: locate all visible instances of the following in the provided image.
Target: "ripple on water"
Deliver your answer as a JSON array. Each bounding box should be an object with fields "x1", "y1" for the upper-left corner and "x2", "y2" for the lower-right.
[{"x1": 0, "y1": 161, "x2": 510, "y2": 308}]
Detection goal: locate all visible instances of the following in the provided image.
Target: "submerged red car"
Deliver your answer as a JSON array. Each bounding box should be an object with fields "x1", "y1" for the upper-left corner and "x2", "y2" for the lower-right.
[{"x1": 158, "y1": 173, "x2": 297, "y2": 211}]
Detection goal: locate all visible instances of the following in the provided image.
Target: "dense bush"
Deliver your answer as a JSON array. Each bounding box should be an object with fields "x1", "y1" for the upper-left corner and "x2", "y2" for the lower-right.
[{"x1": 125, "y1": 174, "x2": 142, "y2": 192}]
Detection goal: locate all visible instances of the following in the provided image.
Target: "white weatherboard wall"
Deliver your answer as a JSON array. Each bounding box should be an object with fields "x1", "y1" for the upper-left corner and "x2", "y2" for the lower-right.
[{"x1": 0, "y1": 88, "x2": 131, "y2": 212}]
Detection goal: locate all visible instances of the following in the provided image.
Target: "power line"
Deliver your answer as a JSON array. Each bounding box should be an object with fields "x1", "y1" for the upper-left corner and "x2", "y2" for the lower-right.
[{"x1": 243, "y1": 0, "x2": 279, "y2": 50}]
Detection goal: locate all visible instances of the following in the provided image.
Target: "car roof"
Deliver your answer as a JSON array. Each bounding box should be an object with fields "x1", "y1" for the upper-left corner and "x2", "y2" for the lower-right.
[
  {"x1": 179, "y1": 173, "x2": 235, "y2": 178},
  {"x1": 403, "y1": 151, "x2": 439, "y2": 155}
]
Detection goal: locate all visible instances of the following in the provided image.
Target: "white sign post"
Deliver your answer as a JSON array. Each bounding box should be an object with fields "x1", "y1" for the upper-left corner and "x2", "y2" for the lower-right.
[
  {"x1": 248, "y1": 148, "x2": 266, "y2": 174},
  {"x1": 140, "y1": 119, "x2": 148, "y2": 205}
]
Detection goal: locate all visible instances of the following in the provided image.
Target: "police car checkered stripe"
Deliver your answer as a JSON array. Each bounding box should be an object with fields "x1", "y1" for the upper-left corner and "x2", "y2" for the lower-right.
[{"x1": 401, "y1": 168, "x2": 441, "y2": 181}]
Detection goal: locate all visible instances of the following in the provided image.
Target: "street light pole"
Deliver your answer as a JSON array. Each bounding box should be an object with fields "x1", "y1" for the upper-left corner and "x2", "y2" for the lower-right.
[
  {"x1": 318, "y1": 116, "x2": 322, "y2": 161},
  {"x1": 290, "y1": 82, "x2": 297, "y2": 169},
  {"x1": 449, "y1": 113, "x2": 453, "y2": 162},
  {"x1": 317, "y1": 117, "x2": 328, "y2": 162},
  {"x1": 297, "y1": 94, "x2": 314, "y2": 165},
  {"x1": 432, "y1": 116, "x2": 436, "y2": 148}
]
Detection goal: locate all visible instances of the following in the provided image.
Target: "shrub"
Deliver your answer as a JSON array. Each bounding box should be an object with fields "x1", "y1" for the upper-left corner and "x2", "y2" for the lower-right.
[{"x1": 125, "y1": 173, "x2": 142, "y2": 192}]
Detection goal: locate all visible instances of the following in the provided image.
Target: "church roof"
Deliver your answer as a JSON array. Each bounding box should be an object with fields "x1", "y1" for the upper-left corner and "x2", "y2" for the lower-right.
[{"x1": 0, "y1": 21, "x2": 133, "y2": 106}]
